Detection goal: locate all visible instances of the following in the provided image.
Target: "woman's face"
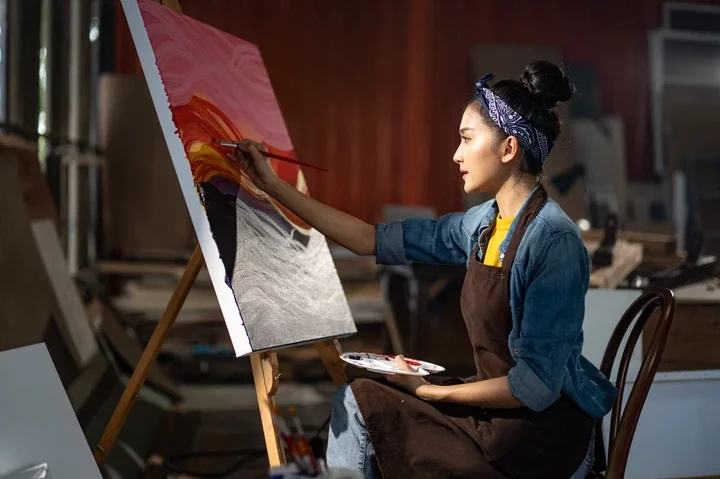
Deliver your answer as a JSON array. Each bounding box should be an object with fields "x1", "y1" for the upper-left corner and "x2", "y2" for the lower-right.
[{"x1": 453, "y1": 106, "x2": 505, "y2": 195}]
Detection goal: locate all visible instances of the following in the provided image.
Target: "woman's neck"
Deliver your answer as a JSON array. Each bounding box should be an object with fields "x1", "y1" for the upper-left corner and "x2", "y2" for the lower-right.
[{"x1": 494, "y1": 174, "x2": 537, "y2": 219}]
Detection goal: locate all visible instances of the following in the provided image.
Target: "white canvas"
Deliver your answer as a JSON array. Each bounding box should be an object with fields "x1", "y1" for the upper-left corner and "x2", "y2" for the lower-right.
[
  {"x1": 0, "y1": 344, "x2": 101, "y2": 479},
  {"x1": 121, "y1": 0, "x2": 355, "y2": 355}
]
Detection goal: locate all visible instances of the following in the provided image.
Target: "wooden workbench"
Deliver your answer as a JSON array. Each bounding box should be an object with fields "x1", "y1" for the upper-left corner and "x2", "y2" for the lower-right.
[
  {"x1": 585, "y1": 239, "x2": 644, "y2": 289},
  {"x1": 644, "y1": 278, "x2": 720, "y2": 372}
]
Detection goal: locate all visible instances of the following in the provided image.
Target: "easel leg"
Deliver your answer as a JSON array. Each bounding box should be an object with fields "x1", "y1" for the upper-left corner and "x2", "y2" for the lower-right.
[
  {"x1": 250, "y1": 352, "x2": 285, "y2": 466},
  {"x1": 93, "y1": 245, "x2": 204, "y2": 465},
  {"x1": 250, "y1": 340, "x2": 348, "y2": 468},
  {"x1": 314, "y1": 339, "x2": 348, "y2": 386}
]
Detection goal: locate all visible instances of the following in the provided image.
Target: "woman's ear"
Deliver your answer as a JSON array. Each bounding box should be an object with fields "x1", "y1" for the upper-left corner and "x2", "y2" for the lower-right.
[{"x1": 499, "y1": 136, "x2": 521, "y2": 165}]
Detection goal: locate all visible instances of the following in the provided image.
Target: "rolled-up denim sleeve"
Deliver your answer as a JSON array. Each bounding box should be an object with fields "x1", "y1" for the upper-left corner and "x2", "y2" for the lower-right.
[
  {"x1": 375, "y1": 213, "x2": 470, "y2": 266},
  {"x1": 507, "y1": 232, "x2": 590, "y2": 412}
]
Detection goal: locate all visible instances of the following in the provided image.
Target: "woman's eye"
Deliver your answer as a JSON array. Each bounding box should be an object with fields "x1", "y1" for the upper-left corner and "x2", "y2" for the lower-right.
[{"x1": 461, "y1": 136, "x2": 471, "y2": 144}]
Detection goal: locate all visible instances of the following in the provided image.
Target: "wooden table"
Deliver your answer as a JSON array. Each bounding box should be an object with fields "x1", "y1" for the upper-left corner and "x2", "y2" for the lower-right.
[{"x1": 645, "y1": 278, "x2": 720, "y2": 372}]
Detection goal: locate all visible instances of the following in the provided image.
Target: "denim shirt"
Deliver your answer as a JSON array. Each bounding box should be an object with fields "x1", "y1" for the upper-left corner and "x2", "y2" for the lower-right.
[{"x1": 375, "y1": 186, "x2": 618, "y2": 419}]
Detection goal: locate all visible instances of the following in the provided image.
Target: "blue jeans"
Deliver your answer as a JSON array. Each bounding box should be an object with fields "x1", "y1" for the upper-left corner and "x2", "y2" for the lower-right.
[
  {"x1": 327, "y1": 384, "x2": 382, "y2": 478},
  {"x1": 571, "y1": 431, "x2": 595, "y2": 479},
  {"x1": 326, "y1": 384, "x2": 596, "y2": 479}
]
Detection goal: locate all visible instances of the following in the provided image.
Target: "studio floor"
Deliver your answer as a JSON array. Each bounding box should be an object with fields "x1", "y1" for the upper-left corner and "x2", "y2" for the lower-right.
[{"x1": 143, "y1": 384, "x2": 336, "y2": 478}]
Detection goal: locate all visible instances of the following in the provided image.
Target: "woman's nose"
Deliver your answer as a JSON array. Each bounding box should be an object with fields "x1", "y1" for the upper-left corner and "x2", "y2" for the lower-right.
[{"x1": 453, "y1": 149, "x2": 462, "y2": 164}]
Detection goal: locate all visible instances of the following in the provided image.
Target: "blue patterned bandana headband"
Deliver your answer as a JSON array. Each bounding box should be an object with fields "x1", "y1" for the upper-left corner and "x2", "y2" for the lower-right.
[{"x1": 475, "y1": 73, "x2": 552, "y2": 166}]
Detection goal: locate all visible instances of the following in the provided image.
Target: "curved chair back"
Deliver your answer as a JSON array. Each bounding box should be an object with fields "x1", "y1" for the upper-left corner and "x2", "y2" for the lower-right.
[{"x1": 597, "y1": 288, "x2": 675, "y2": 479}]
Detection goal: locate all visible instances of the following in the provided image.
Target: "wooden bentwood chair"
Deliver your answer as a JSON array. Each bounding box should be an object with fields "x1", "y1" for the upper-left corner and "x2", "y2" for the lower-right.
[{"x1": 588, "y1": 288, "x2": 676, "y2": 479}]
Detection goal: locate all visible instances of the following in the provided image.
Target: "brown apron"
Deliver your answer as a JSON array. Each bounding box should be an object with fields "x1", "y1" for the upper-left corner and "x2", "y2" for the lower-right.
[{"x1": 352, "y1": 185, "x2": 593, "y2": 478}]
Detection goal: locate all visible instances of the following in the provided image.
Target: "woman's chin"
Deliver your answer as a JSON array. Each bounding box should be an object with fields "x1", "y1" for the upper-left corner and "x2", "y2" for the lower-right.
[{"x1": 463, "y1": 181, "x2": 482, "y2": 195}]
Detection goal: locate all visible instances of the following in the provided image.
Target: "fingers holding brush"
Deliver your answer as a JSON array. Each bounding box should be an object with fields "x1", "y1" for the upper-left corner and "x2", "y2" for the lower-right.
[
  {"x1": 216, "y1": 137, "x2": 329, "y2": 172},
  {"x1": 233, "y1": 139, "x2": 263, "y2": 169},
  {"x1": 232, "y1": 140, "x2": 279, "y2": 192},
  {"x1": 236, "y1": 138, "x2": 267, "y2": 155}
]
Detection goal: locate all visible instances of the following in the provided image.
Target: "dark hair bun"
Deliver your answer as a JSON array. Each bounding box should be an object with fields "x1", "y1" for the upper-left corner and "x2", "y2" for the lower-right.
[{"x1": 520, "y1": 60, "x2": 574, "y2": 109}]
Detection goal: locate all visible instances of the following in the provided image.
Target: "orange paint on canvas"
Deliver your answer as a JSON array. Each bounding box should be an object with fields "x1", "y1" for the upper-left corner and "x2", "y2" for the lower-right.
[{"x1": 138, "y1": 0, "x2": 310, "y2": 232}]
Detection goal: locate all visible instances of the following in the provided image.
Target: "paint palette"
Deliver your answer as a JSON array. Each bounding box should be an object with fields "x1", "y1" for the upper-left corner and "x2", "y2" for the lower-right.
[{"x1": 340, "y1": 352, "x2": 445, "y2": 376}]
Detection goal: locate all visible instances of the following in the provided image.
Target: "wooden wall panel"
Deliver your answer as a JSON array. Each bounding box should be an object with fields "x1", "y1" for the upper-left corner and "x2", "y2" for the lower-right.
[
  {"x1": 0, "y1": 134, "x2": 57, "y2": 224},
  {"x1": 114, "y1": 0, "x2": 720, "y2": 223},
  {"x1": 98, "y1": 74, "x2": 195, "y2": 258}
]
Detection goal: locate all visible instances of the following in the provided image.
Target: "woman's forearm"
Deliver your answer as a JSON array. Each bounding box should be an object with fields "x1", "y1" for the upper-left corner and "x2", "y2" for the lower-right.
[
  {"x1": 268, "y1": 180, "x2": 376, "y2": 256},
  {"x1": 417, "y1": 376, "x2": 525, "y2": 409}
]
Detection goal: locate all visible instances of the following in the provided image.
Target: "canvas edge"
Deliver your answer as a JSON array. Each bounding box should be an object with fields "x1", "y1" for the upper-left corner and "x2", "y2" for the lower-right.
[
  {"x1": 248, "y1": 332, "x2": 357, "y2": 356},
  {"x1": 119, "y1": 0, "x2": 252, "y2": 357}
]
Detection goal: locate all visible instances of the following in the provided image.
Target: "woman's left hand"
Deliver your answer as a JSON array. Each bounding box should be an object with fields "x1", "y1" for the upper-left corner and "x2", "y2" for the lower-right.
[{"x1": 384, "y1": 355, "x2": 431, "y2": 396}]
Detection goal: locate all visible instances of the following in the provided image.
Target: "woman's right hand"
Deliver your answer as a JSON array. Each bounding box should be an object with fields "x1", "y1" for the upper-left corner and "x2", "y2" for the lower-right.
[
  {"x1": 230, "y1": 138, "x2": 376, "y2": 256},
  {"x1": 233, "y1": 139, "x2": 281, "y2": 193}
]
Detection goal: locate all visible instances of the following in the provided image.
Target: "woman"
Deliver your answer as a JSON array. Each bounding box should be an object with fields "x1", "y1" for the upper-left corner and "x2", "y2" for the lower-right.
[{"x1": 236, "y1": 61, "x2": 618, "y2": 478}]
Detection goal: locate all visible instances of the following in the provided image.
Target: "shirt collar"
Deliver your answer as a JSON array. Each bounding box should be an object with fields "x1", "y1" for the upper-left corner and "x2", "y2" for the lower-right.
[{"x1": 485, "y1": 183, "x2": 542, "y2": 255}]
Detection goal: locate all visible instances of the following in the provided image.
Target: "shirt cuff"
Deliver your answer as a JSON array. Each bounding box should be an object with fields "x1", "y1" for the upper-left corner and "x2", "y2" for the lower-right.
[
  {"x1": 507, "y1": 359, "x2": 559, "y2": 412},
  {"x1": 375, "y1": 222, "x2": 408, "y2": 265}
]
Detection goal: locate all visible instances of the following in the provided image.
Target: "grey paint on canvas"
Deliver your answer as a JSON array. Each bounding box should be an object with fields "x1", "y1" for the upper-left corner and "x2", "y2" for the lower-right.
[{"x1": 231, "y1": 193, "x2": 355, "y2": 351}]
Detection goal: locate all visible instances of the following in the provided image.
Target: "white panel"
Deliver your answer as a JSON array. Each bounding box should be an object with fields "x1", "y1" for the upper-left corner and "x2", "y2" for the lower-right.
[
  {"x1": 606, "y1": 375, "x2": 720, "y2": 479},
  {"x1": 0, "y1": 344, "x2": 101, "y2": 479},
  {"x1": 582, "y1": 289, "x2": 643, "y2": 381}
]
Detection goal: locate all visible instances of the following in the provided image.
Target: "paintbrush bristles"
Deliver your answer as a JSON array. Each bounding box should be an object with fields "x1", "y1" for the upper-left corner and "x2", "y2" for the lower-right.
[
  {"x1": 214, "y1": 138, "x2": 330, "y2": 172},
  {"x1": 215, "y1": 139, "x2": 238, "y2": 148}
]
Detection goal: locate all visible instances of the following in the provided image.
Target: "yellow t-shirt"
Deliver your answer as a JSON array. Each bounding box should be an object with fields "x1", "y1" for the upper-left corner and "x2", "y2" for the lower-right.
[{"x1": 483, "y1": 214, "x2": 515, "y2": 267}]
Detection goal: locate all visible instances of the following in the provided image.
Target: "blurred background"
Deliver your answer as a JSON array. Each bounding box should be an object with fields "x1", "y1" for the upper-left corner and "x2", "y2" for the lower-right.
[{"x1": 2, "y1": 1, "x2": 720, "y2": 478}]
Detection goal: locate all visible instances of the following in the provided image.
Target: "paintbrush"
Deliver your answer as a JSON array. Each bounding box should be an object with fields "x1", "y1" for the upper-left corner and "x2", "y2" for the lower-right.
[{"x1": 214, "y1": 138, "x2": 329, "y2": 172}]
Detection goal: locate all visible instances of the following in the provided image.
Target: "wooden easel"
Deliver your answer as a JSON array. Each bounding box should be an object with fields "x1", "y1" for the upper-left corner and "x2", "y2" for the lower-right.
[
  {"x1": 93, "y1": 0, "x2": 348, "y2": 467},
  {"x1": 93, "y1": 245, "x2": 348, "y2": 466}
]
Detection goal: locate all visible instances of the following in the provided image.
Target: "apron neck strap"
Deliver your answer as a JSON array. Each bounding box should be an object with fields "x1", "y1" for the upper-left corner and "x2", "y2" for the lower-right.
[{"x1": 501, "y1": 184, "x2": 548, "y2": 270}]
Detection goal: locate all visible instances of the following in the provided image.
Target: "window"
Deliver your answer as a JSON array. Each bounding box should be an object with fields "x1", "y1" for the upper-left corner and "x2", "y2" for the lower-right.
[
  {"x1": 664, "y1": 2, "x2": 720, "y2": 33},
  {"x1": 0, "y1": 0, "x2": 6, "y2": 123}
]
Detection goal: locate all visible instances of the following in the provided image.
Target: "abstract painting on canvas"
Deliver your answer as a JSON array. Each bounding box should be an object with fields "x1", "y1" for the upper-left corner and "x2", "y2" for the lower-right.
[{"x1": 121, "y1": 0, "x2": 355, "y2": 355}]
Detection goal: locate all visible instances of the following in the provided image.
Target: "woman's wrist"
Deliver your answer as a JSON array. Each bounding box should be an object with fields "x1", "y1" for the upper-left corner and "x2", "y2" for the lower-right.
[
  {"x1": 417, "y1": 384, "x2": 446, "y2": 402},
  {"x1": 263, "y1": 178, "x2": 286, "y2": 198}
]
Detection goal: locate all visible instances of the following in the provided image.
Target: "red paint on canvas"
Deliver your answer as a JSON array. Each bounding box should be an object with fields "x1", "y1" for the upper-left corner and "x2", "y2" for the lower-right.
[{"x1": 137, "y1": 0, "x2": 310, "y2": 231}]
